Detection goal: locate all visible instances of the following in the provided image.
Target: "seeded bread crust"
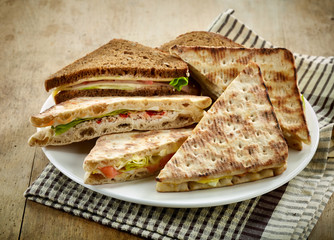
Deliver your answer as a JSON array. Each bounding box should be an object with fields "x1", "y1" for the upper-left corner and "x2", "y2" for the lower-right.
[
  {"x1": 45, "y1": 39, "x2": 189, "y2": 91},
  {"x1": 159, "y1": 31, "x2": 242, "y2": 53}
]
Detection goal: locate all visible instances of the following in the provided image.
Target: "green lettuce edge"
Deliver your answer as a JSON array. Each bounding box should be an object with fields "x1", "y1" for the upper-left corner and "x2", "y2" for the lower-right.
[
  {"x1": 52, "y1": 109, "x2": 128, "y2": 136},
  {"x1": 169, "y1": 77, "x2": 188, "y2": 91},
  {"x1": 301, "y1": 94, "x2": 305, "y2": 110}
]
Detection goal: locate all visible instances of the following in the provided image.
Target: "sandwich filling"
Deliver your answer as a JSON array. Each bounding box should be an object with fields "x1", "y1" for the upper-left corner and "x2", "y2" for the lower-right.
[
  {"x1": 52, "y1": 77, "x2": 189, "y2": 96},
  {"x1": 156, "y1": 165, "x2": 287, "y2": 191},
  {"x1": 86, "y1": 141, "x2": 185, "y2": 183},
  {"x1": 189, "y1": 165, "x2": 285, "y2": 187},
  {"x1": 50, "y1": 109, "x2": 171, "y2": 136},
  {"x1": 91, "y1": 152, "x2": 176, "y2": 180}
]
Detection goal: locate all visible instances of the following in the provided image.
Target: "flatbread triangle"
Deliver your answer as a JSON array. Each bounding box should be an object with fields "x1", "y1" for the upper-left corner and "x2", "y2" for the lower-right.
[
  {"x1": 170, "y1": 45, "x2": 311, "y2": 150},
  {"x1": 156, "y1": 62, "x2": 288, "y2": 192}
]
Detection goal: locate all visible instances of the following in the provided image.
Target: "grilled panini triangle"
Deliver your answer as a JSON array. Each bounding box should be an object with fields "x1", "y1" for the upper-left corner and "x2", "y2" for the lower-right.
[
  {"x1": 156, "y1": 62, "x2": 288, "y2": 192},
  {"x1": 28, "y1": 95, "x2": 211, "y2": 147},
  {"x1": 83, "y1": 129, "x2": 192, "y2": 185},
  {"x1": 170, "y1": 45, "x2": 310, "y2": 150}
]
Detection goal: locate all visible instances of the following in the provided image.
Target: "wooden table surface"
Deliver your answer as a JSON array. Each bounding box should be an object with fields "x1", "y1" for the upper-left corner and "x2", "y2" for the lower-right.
[{"x1": 1, "y1": 0, "x2": 333, "y2": 239}]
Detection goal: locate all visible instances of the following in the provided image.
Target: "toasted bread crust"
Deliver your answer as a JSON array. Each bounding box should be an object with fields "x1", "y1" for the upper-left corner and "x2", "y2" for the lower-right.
[
  {"x1": 159, "y1": 31, "x2": 242, "y2": 52},
  {"x1": 156, "y1": 164, "x2": 287, "y2": 192},
  {"x1": 156, "y1": 63, "x2": 288, "y2": 190},
  {"x1": 53, "y1": 82, "x2": 201, "y2": 104},
  {"x1": 171, "y1": 46, "x2": 311, "y2": 149},
  {"x1": 28, "y1": 111, "x2": 198, "y2": 147},
  {"x1": 30, "y1": 96, "x2": 212, "y2": 127},
  {"x1": 45, "y1": 39, "x2": 189, "y2": 91}
]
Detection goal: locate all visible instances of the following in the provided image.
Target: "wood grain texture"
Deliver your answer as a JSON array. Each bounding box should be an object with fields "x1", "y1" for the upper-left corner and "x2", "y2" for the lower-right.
[{"x1": 0, "y1": 0, "x2": 333, "y2": 239}]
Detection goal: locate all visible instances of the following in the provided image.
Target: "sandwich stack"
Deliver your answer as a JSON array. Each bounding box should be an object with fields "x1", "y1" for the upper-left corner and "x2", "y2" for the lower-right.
[
  {"x1": 45, "y1": 38, "x2": 200, "y2": 104},
  {"x1": 28, "y1": 31, "x2": 311, "y2": 191}
]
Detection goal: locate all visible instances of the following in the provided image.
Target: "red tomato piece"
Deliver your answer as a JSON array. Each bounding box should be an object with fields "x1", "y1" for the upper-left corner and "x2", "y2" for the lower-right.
[
  {"x1": 119, "y1": 113, "x2": 129, "y2": 118},
  {"x1": 96, "y1": 119, "x2": 102, "y2": 124},
  {"x1": 146, "y1": 110, "x2": 157, "y2": 116},
  {"x1": 99, "y1": 166, "x2": 120, "y2": 179},
  {"x1": 146, "y1": 110, "x2": 165, "y2": 117}
]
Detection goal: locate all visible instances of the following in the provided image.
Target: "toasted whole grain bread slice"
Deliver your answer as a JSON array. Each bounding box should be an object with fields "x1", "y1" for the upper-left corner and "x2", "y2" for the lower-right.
[
  {"x1": 45, "y1": 39, "x2": 189, "y2": 91},
  {"x1": 159, "y1": 31, "x2": 242, "y2": 53},
  {"x1": 170, "y1": 46, "x2": 311, "y2": 150},
  {"x1": 156, "y1": 63, "x2": 288, "y2": 192}
]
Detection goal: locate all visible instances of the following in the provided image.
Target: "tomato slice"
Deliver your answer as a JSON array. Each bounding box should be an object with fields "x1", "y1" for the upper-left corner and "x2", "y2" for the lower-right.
[
  {"x1": 96, "y1": 118, "x2": 102, "y2": 124},
  {"x1": 146, "y1": 110, "x2": 165, "y2": 117},
  {"x1": 119, "y1": 113, "x2": 129, "y2": 118},
  {"x1": 99, "y1": 166, "x2": 120, "y2": 179}
]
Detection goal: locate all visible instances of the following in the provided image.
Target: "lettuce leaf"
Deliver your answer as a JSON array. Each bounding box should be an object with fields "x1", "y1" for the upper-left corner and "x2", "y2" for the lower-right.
[
  {"x1": 169, "y1": 77, "x2": 188, "y2": 91},
  {"x1": 52, "y1": 109, "x2": 128, "y2": 136},
  {"x1": 52, "y1": 119, "x2": 87, "y2": 136},
  {"x1": 301, "y1": 94, "x2": 305, "y2": 110},
  {"x1": 121, "y1": 156, "x2": 150, "y2": 172}
]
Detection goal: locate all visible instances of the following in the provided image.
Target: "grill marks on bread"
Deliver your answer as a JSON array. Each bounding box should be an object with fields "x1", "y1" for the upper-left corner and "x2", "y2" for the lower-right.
[
  {"x1": 28, "y1": 96, "x2": 212, "y2": 147},
  {"x1": 170, "y1": 46, "x2": 311, "y2": 150},
  {"x1": 83, "y1": 129, "x2": 193, "y2": 185},
  {"x1": 30, "y1": 96, "x2": 212, "y2": 128},
  {"x1": 28, "y1": 111, "x2": 199, "y2": 147},
  {"x1": 156, "y1": 63, "x2": 288, "y2": 190}
]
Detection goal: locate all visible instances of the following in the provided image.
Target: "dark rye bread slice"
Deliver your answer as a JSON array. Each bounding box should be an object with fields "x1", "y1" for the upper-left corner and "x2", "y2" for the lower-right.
[
  {"x1": 45, "y1": 39, "x2": 189, "y2": 91},
  {"x1": 54, "y1": 80, "x2": 200, "y2": 104},
  {"x1": 159, "y1": 31, "x2": 242, "y2": 53}
]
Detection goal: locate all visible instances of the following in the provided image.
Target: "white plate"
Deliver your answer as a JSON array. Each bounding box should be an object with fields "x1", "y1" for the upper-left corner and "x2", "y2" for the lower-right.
[{"x1": 41, "y1": 95, "x2": 319, "y2": 208}]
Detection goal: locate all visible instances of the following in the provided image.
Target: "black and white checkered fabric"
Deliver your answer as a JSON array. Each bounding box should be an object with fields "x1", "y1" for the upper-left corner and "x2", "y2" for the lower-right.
[{"x1": 25, "y1": 9, "x2": 334, "y2": 240}]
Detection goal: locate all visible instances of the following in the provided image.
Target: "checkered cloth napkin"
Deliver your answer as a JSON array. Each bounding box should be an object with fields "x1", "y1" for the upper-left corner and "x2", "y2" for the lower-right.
[{"x1": 25, "y1": 9, "x2": 334, "y2": 240}]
